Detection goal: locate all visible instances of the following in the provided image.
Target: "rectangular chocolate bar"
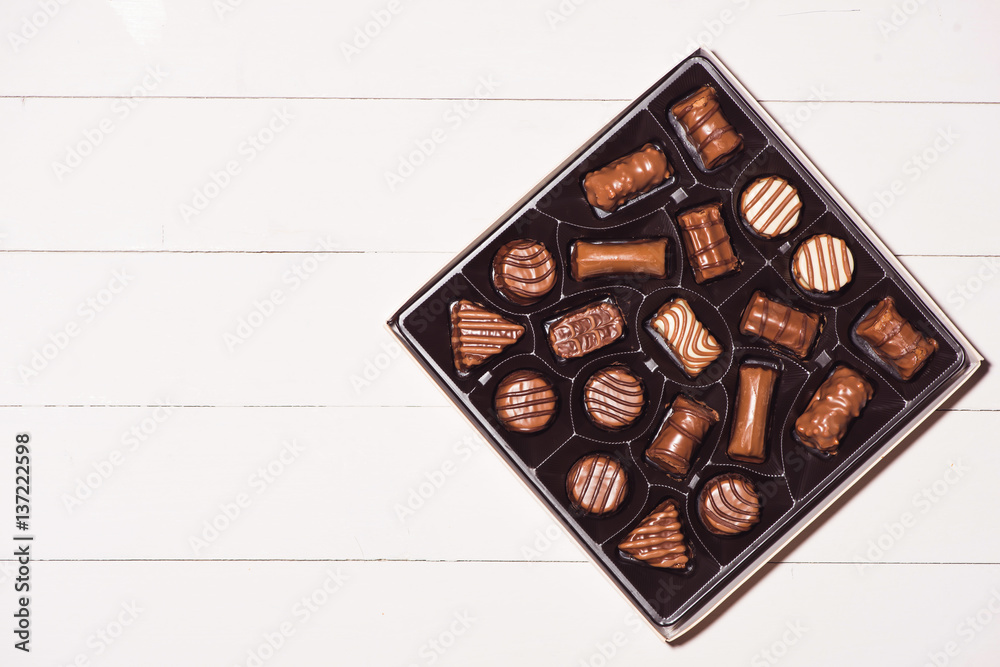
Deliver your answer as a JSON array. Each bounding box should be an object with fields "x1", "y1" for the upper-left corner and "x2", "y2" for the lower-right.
[
  {"x1": 739, "y1": 291, "x2": 822, "y2": 359},
  {"x1": 675, "y1": 203, "x2": 740, "y2": 284},
  {"x1": 570, "y1": 239, "x2": 669, "y2": 281},
  {"x1": 727, "y1": 362, "x2": 779, "y2": 464}
]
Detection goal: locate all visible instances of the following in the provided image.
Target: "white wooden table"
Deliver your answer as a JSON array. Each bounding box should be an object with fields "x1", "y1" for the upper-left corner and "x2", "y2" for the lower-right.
[{"x1": 0, "y1": 1, "x2": 997, "y2": 664}]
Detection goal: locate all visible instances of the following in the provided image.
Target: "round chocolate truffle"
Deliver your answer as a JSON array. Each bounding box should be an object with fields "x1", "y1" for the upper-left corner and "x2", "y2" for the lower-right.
[
  {"x1": 583, "y1": 365, "x2": 645, "y2": 430},
  {"x1": 492, "y1": 239, "x2": 557, "y2": 305},
  {"x1": 494, "y1": 370, "x2": 557, "y2": 433},
  {"x1": 566, "y1": 453, "x2": 628, "y2": 516},
  {"x1": 792, "y1": 234, "x2": 855, "y2": 293},
  {"x1": 698, "y1": 473, "x2": 762, "y2": 536},
  {"x1": 740, "y1": 175, "x2": 802, "y2": 239}
]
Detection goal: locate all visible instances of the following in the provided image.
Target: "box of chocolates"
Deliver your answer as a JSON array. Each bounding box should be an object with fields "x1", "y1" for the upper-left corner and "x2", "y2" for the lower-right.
[{"x1": 387, "y1": 50, "x2": 982, "y2": 640}]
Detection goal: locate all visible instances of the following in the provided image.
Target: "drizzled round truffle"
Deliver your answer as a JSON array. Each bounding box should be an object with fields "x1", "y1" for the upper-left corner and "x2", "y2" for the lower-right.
[
  {"x1": 583, "y1": 365, "x2": 645, "y2": 430},
  {"x1": 492, "y1": 239, "x2": 557, "y2": 305},
  {"x1": 792, "y1": 234, "x2": 854, "y2": 293},
  {"x1": 699, "y1": 473, "x2": 762, "y2": 536},
  {"x1": 567, "y1": 453, "x2": 628, "y2": 516},
  {"x1": 494, "y1": 370, "x2": 557, "y2": 433}
]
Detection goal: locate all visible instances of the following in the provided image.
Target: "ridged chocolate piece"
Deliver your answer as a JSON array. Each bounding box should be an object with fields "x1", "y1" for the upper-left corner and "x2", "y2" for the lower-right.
[
  {"x1": 740, "y1": 291, "x2": 822, "y2": 359},
  {"x1": 618, "y1": 500, "x2": 691, "y2": 570},
  {"x1": 548, "y1": 301, "x2": 624, "y2": 359},
  {"x1": 651, "y1": 297, "x2": 722, "y2": 377},
  {"x1": 450, "y1": 300, "x2": 525, "y2": 372},
  {"x1": 494, "y1": 370, "x2": 557, "y2": 434},
  {"x1": 645, "y1": 395, "x2": 719, "y2": 477},
  {"x1": 492, "y1": 239, "x2": 557, "y2": 305},
  {"x1": 740, "y1": 175, "x2": 802, "y2": 239},
  {"x1": 792, "y1": 234, "x2": 855, "y2": 293},
  {"x1": 671, "y1": 85, "x2": 744, "y2": 170},
  {"x1": 699, "y1": 473, "x2": 762, "y2": 536},
  {"x1": 570, "y1": 238, "x2": 669, "y2": 281},
  {"x1": 567, "y1": 454, "x2": 628, "y2": 516},
  {"x1": 584, "y1": 365, "x2": 645, "y2": 431},
  {"x1": 676, "y1": 203, "x2": 740, "y2": 283},
  {"x1": 794, "y1": 365, "x2": 873, "y2": 455},
  {"x1": 583, "y1": 143, "x2": 673, "y2": 212},
  {"x1": 727, "y1": 363, "x2": 780, "y2": 465},
  {"x1": 855, "y1": 297, "x2": 938, "y2": 381}
]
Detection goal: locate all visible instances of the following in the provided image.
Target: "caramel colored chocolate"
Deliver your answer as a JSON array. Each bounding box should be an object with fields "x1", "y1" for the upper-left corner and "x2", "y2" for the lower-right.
[
  {"x1": 567, "y1": 454, "x2": 628, "y2": 516},
  {"x1": 727, "y1": 363, "x2": 779, "y2": 464},
  {"x1": 855, "y1": 297, "x2": 938, "y2": 381},
  {"x1": 671, "y1": 86, "x2": 744, "y2": 170},
  {"x1": 583, "y1": 143, "x2": 672, "y2": 212},
  {"x1": 492, "y1": 239, "x2": 556, "y2": 305},
  {"x1": 570, "y1": 238, "x2": 669, "y2": 281},
  {"x1": 699, "y1": 473, "x2": 761, "y2": 536},
  {"x1": 645, "y1": 395, "x2": 719, "y2": 477},
  {"x1": 740, "y1": 291, "x2": 822, "y2": 359},
  {"x1": 494, "y1": 370, "x2": 557, "y2": 433},
  {"x1": 450, "y1": 300, "x2": 524, "y2": 372},
  {"x1": 676, "y1": 203, "x2": 740, "y2": 283},
  {"x1": 548, "y1": 301, "x2": 624, "y2": 359},
  {"x1": 651, "y1": 297, "x2": 723, "y2": 377},
  {"x1": 618, "y1": 500, "x2": 691, "y2": 570},
  {"x1": 584, "y1": 365, "x2": 645, "y2": 431},
  {"x1": 794, "y1": 365, "x2": 873, "y2": 455}
]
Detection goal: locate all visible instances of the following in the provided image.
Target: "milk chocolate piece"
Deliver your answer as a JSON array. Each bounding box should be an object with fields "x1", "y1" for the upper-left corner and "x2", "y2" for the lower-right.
[
  {"x1": 450, "y1": 300, "x2": 525, "y2": 372},
  {"x1": 740, "y1": 175, "x2": 802, "y2": 239},
  {"x1": 699, "y1": 473, "x2": 761, "y2": 536},
  {"x1": 794, "y1": 365, "x2": 874, "y2": 455},
  {"x1": 671, "y1": 85, "x2": 744, "y2": 170},
  {"x1": 567, "y1": 453, "x2": 628, "y2": 516},
  {"x1": 727, "y1": 363, "x2": 779, "y2": 464},
  {"x1": 651, "y1": 297, "x2": 722, "y2": 377},
  {"x1": 492, "y1": 239, "x2": 557, "y2": 305},
  {"x1": 792, "y1": 234, "x2": 855, "y2": 293},
  {"x1": 855, "y1": 297, "x2": 938, "y2": 381},
  {"x1": 584, "y1": 365, "x2": 645, "y2": 431},
  {"x1": 583, "y1": 143, "x2": 672, "y2": 212},
  {"x1": 618, "y1": 500, "x2": 691, "y2": 570},
  {"x1": 495, "y1": 370, "x2": 557, "y2": 434},
  {"x1": 740, "y1": 291, "x2": 822, "y2": 359},
  {"x1": 645, "y1": 395, "x2": 719, "y2": 477},
  {"x1": 548, "y1": 301, "x2": 624, "y2": 359},
  {"x1": 676, "y1": 203, "x2": 740, "y2": 283},
  {"x1": 570, "y1": 238, "x2": 669, "y2": 281}
]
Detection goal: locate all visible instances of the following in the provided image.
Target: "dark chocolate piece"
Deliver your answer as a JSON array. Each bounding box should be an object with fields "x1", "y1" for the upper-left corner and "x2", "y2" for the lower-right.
[
  {"x1": 740, "y1": 175, "x2": 802, "y2": 239},
  {"x1": 567, "y1": 453, "x2": 628, "y2": 516},
  {"x1": 645, "y1": 395, "x2": 719, "y2": 477},
  {"x1": 570, "y1": 238, "x2": 669, "y2": 281},
  {"x1": 671, "y1": 85, "x2": 744, "y2": 170},
  {"x1": 699, "y1": 473, "x2": 761, "y2": 536},
  {"x1": 618, "y1": 500, "x2": 691, "y2": 570},
  {"x1": 650, "y1": 297, "x2": 722, "y2": 377},
  {"x1": 739, "y1": 291, "x2": 822, "y2": 359},
  {"x1": 676, "y1": 203, "x2": 740, "y2": 283},
  {"x1": 584, "y1": 365, "x2": 645, "y2": 431},
  {"x1": 583, "y1": 143, "x2": 672, "y2": 212},
  {"x1": 548, "y1": 301, "x2": 624, "y2": 359},
  {"x1": 492, "y1": 239, "x2": 556, "y2": 305},
  {"x1": 727, "y1": 363, "x2": 779, "y2": 464},
  {"x1": 494, "y1": 370, "x2": 557, "y2": 434},
  {"x1": 794, "y1": 365, "x2": 873, "y2": 455},
  {"x1": 855, "y1": 297, "x2": 938, "y2": 381},
  {"x1": 450, "y1": 300, "x2": 525, "y2": 372}
]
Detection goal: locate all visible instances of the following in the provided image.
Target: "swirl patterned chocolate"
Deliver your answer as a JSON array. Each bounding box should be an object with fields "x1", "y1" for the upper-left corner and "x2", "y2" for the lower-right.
[
  {"x1": 548, "y1": 301, "x2": 624, "y2": 360},
  {"x1": 583, "y1": 143, "x2": 673, "y2": 213},
  {"x1": 651, "y1": 297, "x2": 722, "y2": 377},
  {"x1": 671, "y1": 85, "x2": 744, "y2": 170},
  {"x1": 618, "y1": 499, "x2": 691, "y2": 570}
]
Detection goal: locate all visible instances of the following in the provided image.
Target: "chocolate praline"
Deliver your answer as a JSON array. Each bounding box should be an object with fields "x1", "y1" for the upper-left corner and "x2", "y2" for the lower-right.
[
  {"x1": 492, "y1": 239, "x2": 557, "y2": 305},
  {"x1": 698, "y1": 473, "x2": 762, "y2": 536},
  {"x1": 566, "y1": 453, "x2": 628, "y2": 516},
  {"x1": 494, "y1": 370, "x2": 557, "y2": 434},
  {"x1": 584, "y1": 365, "x2": 645, "y2": 431}
]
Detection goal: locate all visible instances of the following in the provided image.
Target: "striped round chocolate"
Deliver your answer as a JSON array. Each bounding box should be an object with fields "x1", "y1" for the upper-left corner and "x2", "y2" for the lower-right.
[
  {"x1": 740, "y1": 175, "x2": 802, "y2": 239},
  {"x1": 583, "y1": 365, "x2": 644, "y2": 430},
  {"x1": 494, "y1": 370, "x2": 557, "y2": 433},
  {"x1": 698, "y1": 473, "x2": 761, "y2": 536},
  {"x1": 492, "y1": 239, "x2": 557, "y2": 305},
  {"x1": 792, "y1": 234, "x2": 854, "y2": 293},
  {"x1": 566, "y1": 453, "x2": 628, "y2": 516}
]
